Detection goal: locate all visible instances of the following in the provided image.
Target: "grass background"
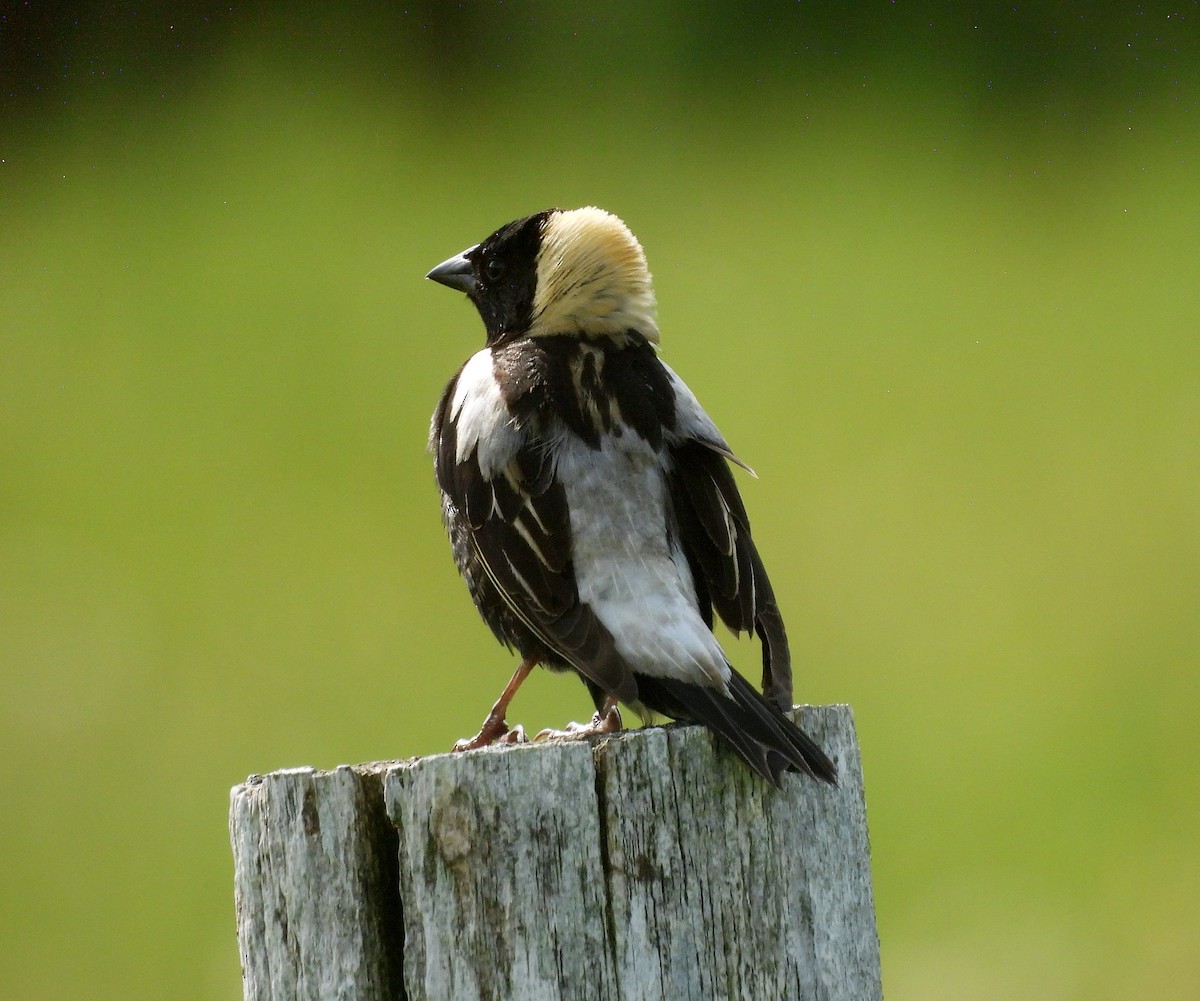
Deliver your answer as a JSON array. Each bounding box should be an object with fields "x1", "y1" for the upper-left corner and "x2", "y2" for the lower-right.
[{"x1": 2, "y1": 4, "x2": 1197, "y2": 999}]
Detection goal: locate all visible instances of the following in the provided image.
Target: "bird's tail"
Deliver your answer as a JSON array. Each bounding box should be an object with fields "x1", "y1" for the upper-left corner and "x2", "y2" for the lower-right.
[{"x1": 634, "y1": 671, "x2": 838, "y2": 787}]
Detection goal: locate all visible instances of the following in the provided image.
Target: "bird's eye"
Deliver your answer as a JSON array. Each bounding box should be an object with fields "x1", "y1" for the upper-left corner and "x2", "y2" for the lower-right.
[{"x1": 484, "y1": 258, "x2": 506, "y2": 282}]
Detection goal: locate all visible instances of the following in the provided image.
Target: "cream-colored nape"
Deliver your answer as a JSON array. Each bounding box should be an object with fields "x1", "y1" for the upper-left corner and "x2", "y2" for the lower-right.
[{"x1": 529, "y1": 207, "x2": 660, "y2": 344}]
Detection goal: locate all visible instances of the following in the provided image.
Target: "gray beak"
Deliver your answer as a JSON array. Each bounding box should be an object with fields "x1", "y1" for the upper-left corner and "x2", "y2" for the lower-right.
[{"x1": 426, "y1": 246, "x2": 478, "y2": 294}]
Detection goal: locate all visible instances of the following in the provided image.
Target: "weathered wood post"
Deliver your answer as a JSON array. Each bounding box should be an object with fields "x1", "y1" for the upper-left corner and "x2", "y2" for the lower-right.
[{"x1": 230, "y1": 705, "x2": 881, "y2": 1001}]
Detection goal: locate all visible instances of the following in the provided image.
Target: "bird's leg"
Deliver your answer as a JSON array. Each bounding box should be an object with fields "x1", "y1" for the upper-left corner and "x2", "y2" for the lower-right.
[
  {"x1": 533, "y1": 695, "x2": 623, "y2": 742},
  {"x1": 452, "y1": 658, "x2": 536, "y2": 751}
]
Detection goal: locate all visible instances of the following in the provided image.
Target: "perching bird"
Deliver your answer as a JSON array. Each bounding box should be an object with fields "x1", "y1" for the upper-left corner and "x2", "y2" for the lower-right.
[{"x1": 426, "y1": 207, "x2": 836, "y2": 786}]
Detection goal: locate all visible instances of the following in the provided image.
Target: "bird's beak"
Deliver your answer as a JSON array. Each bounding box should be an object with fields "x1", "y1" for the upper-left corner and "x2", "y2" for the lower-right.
[{"x1": 426, "y1": 246, "x2": 478, "y2": 294}]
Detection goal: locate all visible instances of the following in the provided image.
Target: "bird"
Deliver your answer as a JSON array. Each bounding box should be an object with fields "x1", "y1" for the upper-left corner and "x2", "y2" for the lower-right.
[{"x1": 425, "y1": 206, "x2": 836, "y2": 786}]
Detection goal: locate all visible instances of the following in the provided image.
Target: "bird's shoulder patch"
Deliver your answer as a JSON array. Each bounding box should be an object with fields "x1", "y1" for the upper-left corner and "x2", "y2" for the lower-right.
[{"x1": 435, "y1": 349, "x2": 524, "y2": 481}]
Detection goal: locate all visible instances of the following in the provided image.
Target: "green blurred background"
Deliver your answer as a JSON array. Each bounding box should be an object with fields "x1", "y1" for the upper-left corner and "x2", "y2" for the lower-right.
[{"x1": 2, "y1": 3, "x2": 1197, "y2": 999}]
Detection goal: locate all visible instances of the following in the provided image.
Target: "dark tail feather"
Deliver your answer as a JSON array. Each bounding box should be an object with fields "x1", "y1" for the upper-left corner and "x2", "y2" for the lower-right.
[{"x1": 634, "y1": 671, "x2": 838, "y2": 787}]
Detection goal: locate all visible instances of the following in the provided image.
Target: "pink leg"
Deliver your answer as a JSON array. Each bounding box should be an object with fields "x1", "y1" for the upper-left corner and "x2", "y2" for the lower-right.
[{"x1": 452, "y1": 658, "x2": 536, "y2": 751}]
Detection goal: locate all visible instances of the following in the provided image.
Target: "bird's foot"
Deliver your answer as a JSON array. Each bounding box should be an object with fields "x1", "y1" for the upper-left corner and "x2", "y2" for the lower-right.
[
  {"x1": 452, "y1": 714, "x2": 528, "y2": 752},
  {"x1": 533, "y1": 704, "x2": 623, "y2": 742}
]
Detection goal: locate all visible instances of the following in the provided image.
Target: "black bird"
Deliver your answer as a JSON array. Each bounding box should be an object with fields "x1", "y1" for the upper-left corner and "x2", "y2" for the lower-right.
[{"x1": 426, "y1": 207, "x2": 836, "y2": 786}]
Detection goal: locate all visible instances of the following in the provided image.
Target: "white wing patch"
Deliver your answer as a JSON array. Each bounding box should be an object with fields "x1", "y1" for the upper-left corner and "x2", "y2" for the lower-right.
[{"x1": 450, "y1": 349, "x2": 522, "y2": 478}]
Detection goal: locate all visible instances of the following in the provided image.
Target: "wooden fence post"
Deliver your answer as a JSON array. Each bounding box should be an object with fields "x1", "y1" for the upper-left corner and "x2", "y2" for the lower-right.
[{"x1": 230, "y1": 704, "x2": 881, "y2": 1001}]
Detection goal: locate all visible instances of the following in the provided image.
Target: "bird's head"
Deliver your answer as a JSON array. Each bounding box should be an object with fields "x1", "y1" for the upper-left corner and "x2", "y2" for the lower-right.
[{"x1": 426, "y1": 207, "x2": 659, "y2": 347}]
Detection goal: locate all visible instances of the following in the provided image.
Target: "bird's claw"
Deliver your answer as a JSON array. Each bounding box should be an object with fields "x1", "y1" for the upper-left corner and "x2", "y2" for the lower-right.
[
  {"x1": 533, "y1": 705, "x2": 623, "y2": 742},
  {"x1": 452, "y1": 716, "x2": 527, "y2": 751}
]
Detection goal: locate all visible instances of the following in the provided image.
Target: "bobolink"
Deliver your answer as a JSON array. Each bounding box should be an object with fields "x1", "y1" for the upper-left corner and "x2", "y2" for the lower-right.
[{"x1": 427, "y1": 207, "x2": 835, "y2": 786}]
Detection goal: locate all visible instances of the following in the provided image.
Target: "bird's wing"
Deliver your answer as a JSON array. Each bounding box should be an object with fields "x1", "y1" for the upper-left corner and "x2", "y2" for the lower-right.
[
  {"x1": 433, "y1": 362, "x2": 638, "y2": 704},
  {"x1": 661, "y1": 364, "x2": 794, "y2": 710}
]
